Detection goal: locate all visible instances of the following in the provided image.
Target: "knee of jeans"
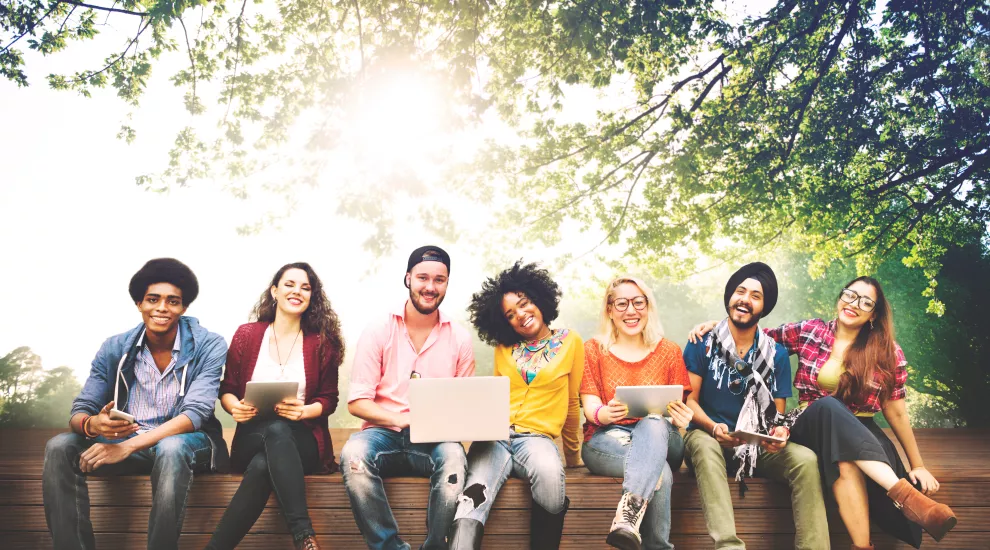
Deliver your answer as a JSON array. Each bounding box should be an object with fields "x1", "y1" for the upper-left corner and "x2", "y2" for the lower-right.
[
  {"x1": 244, "y1": 452, "x2": 269, "y2": 477},
  {"x1": 533, "y1": 485, "x2": 567, "y2": 515},
  {"x1": 154, "y1": 436, "x2": 195, "y2": 467},
  {"x1": 434, "y1": 444, "x2": 467, "y2": 475},
  {"x1": 45, "y1": 432, "x2": 80, "y2": 465},
  {"x1": 456, "y1": 481, "x2": 491, "y2": 516},
  {"x1": 261, "y1": 418, "x2": 293, "y2": 442},
  {"x1": 529, "y1": 452, "x2": 565, "y2": 487},
  {"x1": 638, "y1": 415, "x2": 671, "y2": 440},
  {"x1": 340, "y1": 439, "x2": 376, "y2": 479}
]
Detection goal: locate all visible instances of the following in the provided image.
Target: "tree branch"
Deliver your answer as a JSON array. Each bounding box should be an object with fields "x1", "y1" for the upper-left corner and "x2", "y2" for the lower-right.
[
  {"x1": 54, "y1": 0, "x2": 147, "y2": 17},
  {"x1": 777, "y1": 0, "x2": 860, "y2": 172},
  {"x1": 178, "y1": 15, "x2": 197, "y2": 105},
  {"x1": 521, "y1": 54, "x2": 727, "y2": 173},
  {"x1": 1, "y1": 4, "x2": 59, "y2": 55},
  {"x1": 63, "y1": 18, "x2": 150, "y2": 84},
  {"x1": 222, "y1": 0, "x2": 250, "y2": 125}
]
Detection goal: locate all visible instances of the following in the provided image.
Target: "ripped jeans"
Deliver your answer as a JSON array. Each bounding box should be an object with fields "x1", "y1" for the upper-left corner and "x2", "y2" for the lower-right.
[
  {"x1": 454, "y1": 430, "x2": 566, "y2": 524},
  {"x1": 340, "y1": 427, "x2": 466, "y2": 550},
  {"x1": 581, "y1": 416, "x2": 681, "y2": 550}
]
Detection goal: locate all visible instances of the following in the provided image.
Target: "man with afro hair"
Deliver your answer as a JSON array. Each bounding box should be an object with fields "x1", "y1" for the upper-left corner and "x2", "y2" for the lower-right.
[{"x1": 43, "y1": 258, "x2": 230, "y2": 550}]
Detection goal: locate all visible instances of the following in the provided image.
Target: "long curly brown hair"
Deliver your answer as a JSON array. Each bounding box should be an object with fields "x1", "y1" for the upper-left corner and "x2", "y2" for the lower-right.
[
  {"x1": 834, "y1": 276, "x2": 897, "y2": 404},
  {"x1": 251, "y1": 262, "x2": 345, "y2": 369}
]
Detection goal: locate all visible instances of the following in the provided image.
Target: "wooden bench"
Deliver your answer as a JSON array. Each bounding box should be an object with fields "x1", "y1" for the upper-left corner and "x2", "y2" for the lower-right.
[{"x1": 1, "y1": 428, "x2": 987, "y2": 549}]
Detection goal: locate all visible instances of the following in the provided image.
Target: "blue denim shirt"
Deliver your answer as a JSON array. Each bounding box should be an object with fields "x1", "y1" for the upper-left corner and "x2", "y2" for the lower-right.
[{"x1": 71, "y1": 316, "x2": 230, "y2": 471}]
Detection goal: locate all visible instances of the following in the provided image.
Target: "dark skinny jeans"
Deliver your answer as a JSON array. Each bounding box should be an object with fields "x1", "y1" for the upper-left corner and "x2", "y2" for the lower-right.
[{"x1": 206, "y1": 417, "x2": 319, "y2": 548}]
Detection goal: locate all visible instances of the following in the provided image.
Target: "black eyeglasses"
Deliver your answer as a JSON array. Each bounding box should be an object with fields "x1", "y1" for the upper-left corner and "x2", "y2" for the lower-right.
[
  {"x1": 611, "y1": 296, "x2": 648, "y2": 312},
  {"x1": 839, "y1": 288, "x2": 876, "y2": 312}
]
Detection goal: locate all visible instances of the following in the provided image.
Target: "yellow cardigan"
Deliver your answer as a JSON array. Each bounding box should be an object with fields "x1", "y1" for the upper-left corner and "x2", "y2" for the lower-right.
[{"x1": 494, "y1": 330, "x2": 584, "y2": 465}]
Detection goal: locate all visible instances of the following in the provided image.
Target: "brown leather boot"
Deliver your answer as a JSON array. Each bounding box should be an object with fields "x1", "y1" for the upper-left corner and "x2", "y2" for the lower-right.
[
  {"x1": 294, "y1": 535, "x2": 322, "y2": 550},
  {"x1": 851, "y1": 544, "x2": 874, "y2": 550},
  {"x1": 887, "y1": 478, "x2": 957, "y2": 541}
]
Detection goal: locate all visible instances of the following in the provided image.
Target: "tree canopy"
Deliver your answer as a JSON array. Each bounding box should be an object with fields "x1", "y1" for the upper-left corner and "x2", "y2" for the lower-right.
[
  {"x1": 3, "y1": 0, "x2": 988, "y2": 300},
  {"x1": 0, "y1": 347, "x2": 81, "y2": 428}
]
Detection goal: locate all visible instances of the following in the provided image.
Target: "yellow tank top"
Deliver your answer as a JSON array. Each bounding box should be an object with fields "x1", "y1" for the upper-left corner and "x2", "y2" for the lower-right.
[{"x1": 801, "y1": 356, "x2": 874, "y2": 417}]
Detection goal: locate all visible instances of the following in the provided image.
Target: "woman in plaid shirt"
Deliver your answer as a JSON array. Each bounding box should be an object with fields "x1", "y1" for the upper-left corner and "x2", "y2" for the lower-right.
[{"x1": 692, "y1": 277, "x2": 956, "y2": 549}]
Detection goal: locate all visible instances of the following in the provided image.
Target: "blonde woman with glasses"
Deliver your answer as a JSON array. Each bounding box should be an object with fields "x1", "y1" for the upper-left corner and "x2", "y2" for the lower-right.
[{"x1": 580, "y1": 277, "x2": 694, "y2": 550}]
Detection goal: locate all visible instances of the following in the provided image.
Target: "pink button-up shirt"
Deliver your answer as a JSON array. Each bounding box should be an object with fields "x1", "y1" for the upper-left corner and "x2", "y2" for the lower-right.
[{"x1": 348, "y1": 302, "x2": 476, "y2": 430}]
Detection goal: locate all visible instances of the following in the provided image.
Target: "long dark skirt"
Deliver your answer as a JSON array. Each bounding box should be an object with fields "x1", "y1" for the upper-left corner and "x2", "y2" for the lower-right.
[{"x1": 791, "y1": 396, "x2": 924, "y2": 548}]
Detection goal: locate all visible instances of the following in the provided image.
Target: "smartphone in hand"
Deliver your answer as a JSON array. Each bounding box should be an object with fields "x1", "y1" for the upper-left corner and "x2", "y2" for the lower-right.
[{"x1": 109, "y1": 408, "x2": 136, "y2": 424}]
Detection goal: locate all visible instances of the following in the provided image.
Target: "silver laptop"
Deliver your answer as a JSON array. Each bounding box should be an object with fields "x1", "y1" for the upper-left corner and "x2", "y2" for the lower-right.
[{"x1": 408, "y1": 376, "x2": 510, "y2": 443}]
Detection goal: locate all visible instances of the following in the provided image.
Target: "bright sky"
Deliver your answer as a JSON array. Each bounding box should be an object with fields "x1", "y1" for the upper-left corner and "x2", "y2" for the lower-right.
[{"x1": 0, "y1": 1, "x2": 772, "y2": 394}]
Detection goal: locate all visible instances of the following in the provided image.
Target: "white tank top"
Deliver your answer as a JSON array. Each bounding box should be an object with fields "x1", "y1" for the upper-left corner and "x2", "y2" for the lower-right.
[{"x1": 250, "y1": 324, "x2": 307, "y2": 400}]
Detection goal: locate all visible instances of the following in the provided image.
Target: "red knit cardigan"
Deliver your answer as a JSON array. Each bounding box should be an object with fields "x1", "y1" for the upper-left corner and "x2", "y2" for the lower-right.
[{"x1": 219, "y1": 322, "x2": 340, "y2": 473}]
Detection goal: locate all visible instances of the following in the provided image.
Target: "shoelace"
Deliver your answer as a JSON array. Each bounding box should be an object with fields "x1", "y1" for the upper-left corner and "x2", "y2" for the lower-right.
[
  {"x1": 621, "y1": 497, "x2": 642, "y2": 524},
  {"x1": 299, "y1": 538, "x2": 319, "y2": 550}
]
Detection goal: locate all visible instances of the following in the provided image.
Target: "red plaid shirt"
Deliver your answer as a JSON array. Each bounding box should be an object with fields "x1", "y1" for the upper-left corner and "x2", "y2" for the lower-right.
[{"x1": 764, "y1": 318, "x2": 907, "y2": 415}]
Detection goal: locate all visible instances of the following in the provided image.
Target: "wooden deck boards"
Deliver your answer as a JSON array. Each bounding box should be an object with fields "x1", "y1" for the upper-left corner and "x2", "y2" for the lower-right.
[{"x1": 1, "y1": 428, "x2": 987, "y2": 549}]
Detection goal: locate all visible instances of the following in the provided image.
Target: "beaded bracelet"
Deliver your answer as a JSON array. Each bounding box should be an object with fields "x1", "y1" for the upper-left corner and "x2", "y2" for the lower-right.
[
  {"x1": 82, "y1": 415, "x2": 96, "y2": 438},
  {"x1": 591, "y1": 404, "x2": 606, "y2": 426}
]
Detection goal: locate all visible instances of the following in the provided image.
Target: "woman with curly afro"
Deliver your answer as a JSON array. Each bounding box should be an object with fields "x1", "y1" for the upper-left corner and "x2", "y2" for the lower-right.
[{"x1": 448, "y1": 261, "x2": 584, "y2": 550}]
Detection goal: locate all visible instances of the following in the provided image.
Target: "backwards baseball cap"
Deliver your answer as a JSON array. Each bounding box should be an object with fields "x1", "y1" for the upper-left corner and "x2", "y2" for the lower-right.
[
  {"x1": 404, "y1": 245, "x2": 451, "y2": 287},
  {"x1": 724, "y1": 261, "x2": 778, "y2": 317}
]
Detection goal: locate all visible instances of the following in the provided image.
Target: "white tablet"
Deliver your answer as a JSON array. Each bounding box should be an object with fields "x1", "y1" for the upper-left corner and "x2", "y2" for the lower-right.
[
  {"x1": 614, "y1": 385, "x2": 685, "y2": 418},
  {"x1": 728, "y1": 430, "x2": 786, "y2": 445},
  {"x1": 243, "y1": 381, "x2": 299, "y2": 418}
]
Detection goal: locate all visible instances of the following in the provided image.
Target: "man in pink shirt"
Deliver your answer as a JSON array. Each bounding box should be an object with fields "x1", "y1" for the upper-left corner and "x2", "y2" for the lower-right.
[{"x1": 341, "y1": 245, "x2": 476, "y2": 550}]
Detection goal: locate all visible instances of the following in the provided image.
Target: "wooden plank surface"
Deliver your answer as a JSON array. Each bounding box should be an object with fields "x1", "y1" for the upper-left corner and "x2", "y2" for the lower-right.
[
  {"x1": 2, "y1": 478, "x2": 988, "y2": 510},
  {"x1": 2, "y1": 504, "x2": 988, "y2": 536},
  {"x1": 5, "y1": 531, "x2": 988, "y2": 550},
  {"x1": 3, "y1": 428, "x2": 989, "y2": 549}
]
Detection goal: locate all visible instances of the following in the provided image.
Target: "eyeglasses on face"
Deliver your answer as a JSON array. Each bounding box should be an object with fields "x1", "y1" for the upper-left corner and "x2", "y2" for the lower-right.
[
  {"x1": 839, "y1": 288, "x2": 876, "y2": 312},
  {"x1": 611, "y1": 296, "x2": 648, "y2": 312}
]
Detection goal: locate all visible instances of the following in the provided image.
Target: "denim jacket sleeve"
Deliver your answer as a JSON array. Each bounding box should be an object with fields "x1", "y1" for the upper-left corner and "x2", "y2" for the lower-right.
[
  {"x1": 70, "y1": 337, "x2": 116, "y2": 418},
  {"x1": 178, "y1": 333, "x2": 227, "y2": 430}
]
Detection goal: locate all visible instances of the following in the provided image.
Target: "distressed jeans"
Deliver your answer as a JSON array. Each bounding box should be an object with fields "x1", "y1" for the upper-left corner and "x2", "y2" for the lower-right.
[
  {"x1": 42, "y1": 430, "x2": 213, "y2": 550},
  {"x1": 581, "y1": 416, "x2": 681, "y2": 550},
  {"x1": 683, "y1": 429, "x2": 830, "y2": 550},
  {"x1": 340, "y1": 427, "x2": 467, "y2": 550},
  {"x1": 454, "y1": 430, "x2": 567, "y2": 523}
]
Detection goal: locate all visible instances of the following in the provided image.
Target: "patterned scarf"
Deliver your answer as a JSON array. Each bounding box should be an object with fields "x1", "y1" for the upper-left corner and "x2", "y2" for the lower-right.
[
  {"x1": 706, "y1": 320, "x2": 797, "y2": 489},
  {"x1": 512, "y1": 328, "x2": 568, "y2": 384}
]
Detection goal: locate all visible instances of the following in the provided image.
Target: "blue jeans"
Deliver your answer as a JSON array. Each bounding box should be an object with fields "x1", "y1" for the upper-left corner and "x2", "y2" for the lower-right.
[
  {"x1": 341, "y1": 427, "x2": 467, "y2": 550},
  {"x1": 581, "y1": 416, "x2": 680, "y2": 550},
  {"x1": 454, "y1": 431, "x2": 567, "y2": 523},
  {"x1": 42, "y1": 430, "x2": 214, "y2": 550}
]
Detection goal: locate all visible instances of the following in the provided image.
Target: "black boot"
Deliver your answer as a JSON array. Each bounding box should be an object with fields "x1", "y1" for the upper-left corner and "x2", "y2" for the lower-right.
[
  {"x1": 530, "y1": 496, "x2": 569, "y2": 550},
  {"x1": 449, "y1": 518, "x2": 484, "y2": 550}
]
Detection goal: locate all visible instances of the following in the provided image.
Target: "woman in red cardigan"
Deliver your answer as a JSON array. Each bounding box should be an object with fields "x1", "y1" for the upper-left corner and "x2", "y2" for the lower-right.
[{"x1": 206, "y1": 262, "x2": 344, "y2": 550}]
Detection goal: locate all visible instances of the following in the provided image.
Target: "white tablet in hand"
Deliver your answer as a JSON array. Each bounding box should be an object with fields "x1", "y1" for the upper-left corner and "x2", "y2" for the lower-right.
[
  {"x1": 614, "y1": 385, "x2": 685, "y2": 418},
  {"x1": 728, "y1": 429, "x2": 786, "y2": 445},
  {"x1": 244, "y1": 381, "x2": 299, "y2": 418}
]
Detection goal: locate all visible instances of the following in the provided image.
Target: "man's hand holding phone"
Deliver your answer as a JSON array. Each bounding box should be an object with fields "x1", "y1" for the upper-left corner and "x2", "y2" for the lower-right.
[{"x1": 88, "y1": 402, "x2": 139, "y2": 440}]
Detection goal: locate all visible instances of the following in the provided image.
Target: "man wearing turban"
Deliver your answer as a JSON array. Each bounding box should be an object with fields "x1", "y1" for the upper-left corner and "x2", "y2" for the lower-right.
[{"x1": 680, "y1": 263, "x2": 830, "y2": 550}]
